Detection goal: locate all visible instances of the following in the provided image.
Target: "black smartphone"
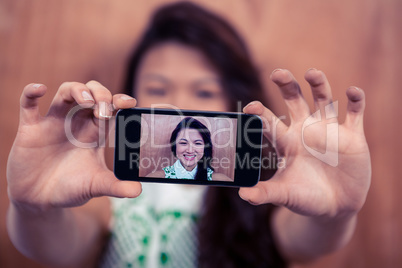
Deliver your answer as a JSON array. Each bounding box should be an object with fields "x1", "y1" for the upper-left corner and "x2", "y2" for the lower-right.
[{"x1": 114, "y1": 108, "x2": 263, "y2": 187}]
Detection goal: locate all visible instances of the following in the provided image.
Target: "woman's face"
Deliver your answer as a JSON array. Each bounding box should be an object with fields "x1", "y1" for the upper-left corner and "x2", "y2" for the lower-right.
[
  {"x1": 134, "y1": 41, "x2": 230, "y2": 111},
  {"x1": 175, "y1": 128, "x2": 205, "y2": 171}
]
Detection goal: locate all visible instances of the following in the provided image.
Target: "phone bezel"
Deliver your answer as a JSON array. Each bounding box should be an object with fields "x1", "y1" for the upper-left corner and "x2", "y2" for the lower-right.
[{"x1": 114, "y1": 108, "x2": 263, "y2": 187}]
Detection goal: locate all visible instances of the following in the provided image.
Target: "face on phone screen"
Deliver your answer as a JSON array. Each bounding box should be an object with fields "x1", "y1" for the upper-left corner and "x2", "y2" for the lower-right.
[
  {"x1": 138, "y1": 114, "x2": 237, "y2": 182},
  {"x1": 114, "y1": 108, "x2": 262, "y2": 187}
]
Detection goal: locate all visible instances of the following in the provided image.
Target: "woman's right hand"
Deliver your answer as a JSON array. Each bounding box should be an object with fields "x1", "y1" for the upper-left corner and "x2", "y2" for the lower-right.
[{"x1": 7, "y1": 81, "x2": 142, "y2": 212}]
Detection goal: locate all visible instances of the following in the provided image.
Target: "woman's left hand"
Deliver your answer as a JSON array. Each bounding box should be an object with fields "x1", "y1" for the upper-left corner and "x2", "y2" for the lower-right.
[{"x1": 240, "y1": 68, "x2": 371, "y2": 219}]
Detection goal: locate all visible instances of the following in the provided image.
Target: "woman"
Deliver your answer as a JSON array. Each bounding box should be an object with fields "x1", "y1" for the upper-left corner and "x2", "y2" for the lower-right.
[
  {"x1": 147, "y1": 117, "x2": 232, "y2": 182},
  {"x1": 6, "y1": 2, "x2": 371, "y2": 268},
  {"x1": 167, "y1": 117, "x2": 213, "y2": 181}
]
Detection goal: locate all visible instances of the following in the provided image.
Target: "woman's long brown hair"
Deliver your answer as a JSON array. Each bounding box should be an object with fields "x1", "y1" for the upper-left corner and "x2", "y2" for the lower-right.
[{"x1": 123, "y1": 2, "x2": 286, "y2": 267}]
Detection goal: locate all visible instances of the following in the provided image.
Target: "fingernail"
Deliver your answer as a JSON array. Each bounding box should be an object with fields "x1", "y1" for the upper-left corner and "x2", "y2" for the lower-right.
[
  {"x1": 244, "y1": 101, "x2": 258, "y2": 109},
  {"x1": 272, "y1": 68, "x2": 283, "y2": 74},
  {"x1": 120, "y1": 95, "x2": 134, "y2": 100},
  {"x1": 351, "y1": 86, "x2": 361, "y2": 91},
  {"x1": 82, "y1": 91, "x2": 94, "y2": 102},
  {"x1": 33, "y1": 84, "x2": 42, "y2": 88},
  {"x1": 307, "y1": 68, "x2": 318, "y2": 72},
  {"x1": 99, "y1": 102, "x2": 112, "y2": 118}
]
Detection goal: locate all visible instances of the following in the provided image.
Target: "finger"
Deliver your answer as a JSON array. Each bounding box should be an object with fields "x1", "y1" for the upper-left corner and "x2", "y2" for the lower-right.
[
  {"x1": 304, "y1": 68, "x2": 336, "y2": 119},
  {"x1": 112, "y1": 94, "x2": 137, "y2": 111},
  {"x1": 20, "y1": 83, "x2": 47, "y2": 125},
  {"x1": 92, "y1": 169, "x2": 142, "y2": 198},
  {"x1": 85, "y1": 81, "x2": 113, "y2": 119},
  {"x1": 271, "y1": 69, "x2": 310, "y2": 122},
  {"x1": 243, "y1": 101, "x2": 287, "y2": 143},
  {"x1": 48, "y1": 82, "x2": 95, "y2": 117},
  {"x1": 345, "y1": 86, "x2": 365, "y2": 130},
  {"x1": 238, "y1": 178, "x2": 287, "y2": 206}
]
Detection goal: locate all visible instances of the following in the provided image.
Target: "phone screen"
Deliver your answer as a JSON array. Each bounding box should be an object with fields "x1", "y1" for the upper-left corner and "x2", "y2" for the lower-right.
[
  {"x1": 114, "y1": 108, "x2": 263, "y2": 187},
  {"x1": 138, "y1": 113, "x2": 237, "y2": 182}
]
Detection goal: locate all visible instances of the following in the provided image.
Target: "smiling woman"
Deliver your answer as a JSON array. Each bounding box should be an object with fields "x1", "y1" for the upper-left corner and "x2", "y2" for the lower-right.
[
  {"x1": 141, "y1": 115, "x2": 236, "y2": 182},
  {"x1": 168, "y1": 117, "x2": 213, "y2": 180},
  {"x1": 175, "y1": 128, "x2": 206, "y2": 172}
]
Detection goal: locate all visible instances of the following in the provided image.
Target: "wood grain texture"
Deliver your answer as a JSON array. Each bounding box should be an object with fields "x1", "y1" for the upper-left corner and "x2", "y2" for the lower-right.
[{"x1": 1, "y1": 0, "x2": 401, "y2": 267}]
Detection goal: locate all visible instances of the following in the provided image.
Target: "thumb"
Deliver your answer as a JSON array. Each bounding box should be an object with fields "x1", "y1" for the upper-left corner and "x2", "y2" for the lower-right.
[
  {"x1": 20, "y1": 83, "x2": 47, "y2": 125},
  {"x1": 92, "y1": 169, "x2": 142, "y2": 199},
  {"x1": 239, "y1": 178, "x2": 287, "y2": 206}
]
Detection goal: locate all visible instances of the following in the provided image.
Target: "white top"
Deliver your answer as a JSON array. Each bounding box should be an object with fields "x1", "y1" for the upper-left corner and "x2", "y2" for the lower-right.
[
  {"x1": 174, "y1": 160, "x2": 198, "y2": 179},
  {"x1": 163, "y1": 160, "x2": 213, "y2": 181}
]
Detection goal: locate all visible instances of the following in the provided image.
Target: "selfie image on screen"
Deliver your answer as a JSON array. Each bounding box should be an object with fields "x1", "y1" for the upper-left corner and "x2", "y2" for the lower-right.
[{"x1": 138, "y1": 114, "x2": 237, "y2": 182}]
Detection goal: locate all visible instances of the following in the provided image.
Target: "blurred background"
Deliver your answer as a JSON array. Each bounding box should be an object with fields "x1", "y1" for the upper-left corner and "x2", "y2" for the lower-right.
[{"x1": 1, "y1": 0, "x2": 401, "y2": 267}]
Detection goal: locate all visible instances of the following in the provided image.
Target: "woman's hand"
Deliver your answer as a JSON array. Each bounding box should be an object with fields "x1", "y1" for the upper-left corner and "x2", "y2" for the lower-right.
[
  {"x1": 240, "y1": 69, "x2": 371, "y2": 219},
  {"x1": 7, "y1": 81, "x2": 142, "y2": 211}
]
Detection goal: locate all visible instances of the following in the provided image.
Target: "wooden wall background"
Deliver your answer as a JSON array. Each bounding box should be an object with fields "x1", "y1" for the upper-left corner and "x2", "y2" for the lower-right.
[
  {"x1": 138, "y1": 114, "x2": 237, "y2": 179},
  {"x1": 1, "y1": 0, "x2": 401, "y2": 267}
]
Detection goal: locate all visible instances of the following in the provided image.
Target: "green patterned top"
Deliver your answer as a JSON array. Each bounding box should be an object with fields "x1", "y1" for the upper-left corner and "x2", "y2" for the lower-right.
[{"x1": 100, "y1": 183, "x2": 207, "y2": 268}]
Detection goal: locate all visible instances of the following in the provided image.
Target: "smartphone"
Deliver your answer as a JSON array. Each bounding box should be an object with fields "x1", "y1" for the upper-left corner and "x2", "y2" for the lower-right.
[{"x1": 114, "y1": 108, "x2": 263, "y2": 187}]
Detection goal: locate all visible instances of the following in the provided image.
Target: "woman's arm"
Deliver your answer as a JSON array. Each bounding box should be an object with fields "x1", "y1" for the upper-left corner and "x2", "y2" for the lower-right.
[
  {"x1": 7, "y1": 198, "x2": 110, "y2": 267},
  {"x1": 271, "y1": 207, "x2": 356, "y2": 262},
  {"x1": 7, "y1": 82, "x2": 141, "y2": 266},
  {"x1": 240, "y1": 68, "x2": 371, "y2": 263}
]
